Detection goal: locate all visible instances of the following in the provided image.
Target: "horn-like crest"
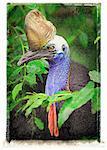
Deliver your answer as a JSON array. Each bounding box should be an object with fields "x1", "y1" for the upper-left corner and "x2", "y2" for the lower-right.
[{"x1": 25, "y1": 9, "x2": 56, "y2": 51}]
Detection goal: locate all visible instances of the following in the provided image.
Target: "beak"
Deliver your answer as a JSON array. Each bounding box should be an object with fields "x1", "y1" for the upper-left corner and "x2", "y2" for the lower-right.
[{"x1": 17, "y1": 49, "x2": 56, "y2": 66}]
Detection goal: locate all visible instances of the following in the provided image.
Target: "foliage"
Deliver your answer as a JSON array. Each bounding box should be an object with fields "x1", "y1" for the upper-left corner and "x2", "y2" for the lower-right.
[
  {"x1": 9, "y1": 80, "x2": 100, "y2": 129},
  {"x1": 91, "y1": 87, "x2": 100, "y2": 114},
  {"x1": 7, "y1": 4, "x2": 100, "y2": 131},
  {"x1": 89, "y1": 70, "x2": 100, "y2": 83},
  {"x1": 58, "y1": 81, "x2": 95, "y2": 128},
  {"x1": 12, "y1": 82, "x2": 23, "y2": 100},
  {"x1": 79, "y1": 31, "x2": 88, "y2": 48},
  {"x1": 34, "y1": 117, "x2": 44, "y2": 130}
]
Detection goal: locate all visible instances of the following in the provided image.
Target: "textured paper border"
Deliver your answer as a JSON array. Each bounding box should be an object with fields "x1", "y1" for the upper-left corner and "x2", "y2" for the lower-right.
[{"x1": 0, "y1": 0, "x2": 107, "y2": 149}]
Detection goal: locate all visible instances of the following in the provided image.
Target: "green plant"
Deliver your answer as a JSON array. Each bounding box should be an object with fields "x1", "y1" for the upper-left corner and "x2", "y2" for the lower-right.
[
  {"x1": 9, "y1": 75, "x2": 100, "y2": 130},
  {"x1": 7, "y1": 4, "x2": 100, "y2": 131}
]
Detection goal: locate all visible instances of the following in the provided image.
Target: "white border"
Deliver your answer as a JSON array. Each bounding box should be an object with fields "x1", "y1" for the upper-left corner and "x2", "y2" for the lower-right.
[
  {"x1": 0, "y1": 0, "x2": 107, "y2": 149},
  {"x1": 101, "y1": 0, "x2": 107, "y2": 144},
  {"x1": 5, "y1": 0, "x2": 101, "y2": 3},
  {"x1": 0, "y1": 0, "x2": 7, "y2": 146}
]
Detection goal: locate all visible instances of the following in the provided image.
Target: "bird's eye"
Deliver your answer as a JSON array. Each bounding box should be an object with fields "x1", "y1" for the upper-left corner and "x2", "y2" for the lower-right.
[
  {"x1": 47, "y1": 46, "x2": 50, "y2": 49},
  {"x1": 47, "y1": 45, "x2": 55, "y2": 50},
  {"x1": 62, "y1": 44, "x2": 66, "y2": 51},
  {"x1": 51, "y1": 45, "x2": 55, "y2": 49}
]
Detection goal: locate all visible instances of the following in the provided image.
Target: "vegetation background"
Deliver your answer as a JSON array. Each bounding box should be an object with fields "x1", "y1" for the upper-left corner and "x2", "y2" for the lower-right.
[{"x1": 7, "y1": 3, "x2": 100, "y2": 140}]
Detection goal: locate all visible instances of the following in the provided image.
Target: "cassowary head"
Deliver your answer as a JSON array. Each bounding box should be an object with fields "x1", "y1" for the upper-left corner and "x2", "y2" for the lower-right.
[
  {"x1": 45, "y1": 35, "x2": 70, "y2": 62},
  {"x1": 18, "y1": 9, "x2": 70, "y2": 66}
]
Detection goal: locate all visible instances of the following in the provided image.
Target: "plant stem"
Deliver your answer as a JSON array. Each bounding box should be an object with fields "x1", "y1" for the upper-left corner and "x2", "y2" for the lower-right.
[{"x1": 12, "y1": 26, "x2": 27, "y2": 80}]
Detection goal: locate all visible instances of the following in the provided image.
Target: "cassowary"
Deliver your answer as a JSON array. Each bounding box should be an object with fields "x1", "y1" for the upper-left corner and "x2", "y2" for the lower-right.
[{"x1": 17, "y1": 9, "x2": 97, "y2": 138}]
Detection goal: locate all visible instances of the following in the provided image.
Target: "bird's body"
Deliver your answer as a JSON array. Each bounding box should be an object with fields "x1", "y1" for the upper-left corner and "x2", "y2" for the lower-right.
[
  {"x1": 42, "y1": 35, "x2": 71, "y2": 136},
  {"x1": 12, "y1": 60, "x2": 96, "y2": 140},
  {"x1": 45, "y1": 53, "x2": 71, "y2": 136}
]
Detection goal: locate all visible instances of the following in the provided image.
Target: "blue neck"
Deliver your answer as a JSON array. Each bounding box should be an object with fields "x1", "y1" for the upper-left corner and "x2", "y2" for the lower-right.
[{"x1": 45, "y1": 56, "x2": 71, "y2": 96}]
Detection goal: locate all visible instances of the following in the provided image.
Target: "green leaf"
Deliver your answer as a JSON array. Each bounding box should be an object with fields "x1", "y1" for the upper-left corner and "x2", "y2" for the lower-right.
[
  {"x1": 26, "y1": 60, "x2": 40, "y2": 74},
  {"x1": 41, "y1": 100, "x2": 49, "y2": 108},
  {"x1": 9, "y1": 95, "x2": 30, "y2": 112},
  {"x1": 67, "y1": 35, "x2": 76, "y2": 45},
  {"x1": 25, "y1": 93, "x2": 48, "y2": 117},
  {"x1": 15, "y1": 26, "x2": 25, "y2": 34},
  {"x1": 26, "y1": 60, "x2": 48, "y2": 75},
  {"x1": 34, "y1": 117, "x2": 44, "y2": 130},
  {"x1": 16, "y1": 105, "x2": 25, "y2": 115},
  {"x1": 10, "y1": 66, "x2": 23, "y2": 78},
  {"x1": 46, "y1": 91, "x2": 75, "y2": 112},
  {"x1": 20, "y1": 34, "x2": 27, "y2": 42},
  {"x1": 41, "y1": 59, "x2": 49, "y2": 68},
  {"x1": 7, "y1": 4, "x2": 15, "y2": 13},
  {"x1": 58, "y1": 81, "x2": 95, "y2": 128},
  {"x1": 49, "y1": 93, "x2": 72, "y2": 104},
  {"x1": 26, "y1": 4, "x2": 37, "y2": 10},
  {"x1": 89, "y1": 70, "x2": 100, "y2": 83},
  {"x1": 37, "y1": 74, "x2": 43, "y2": 83},
  {"x1": 9, "y1": 99, "x2": 22, "y2": 112},
  {"x1": 79, "y1": 31, "x2": 88, "y2": 48},
  {"x1": 22, "y1": 96, "x2": 35, "y2": 111},
  {"x1": 58, "y1": 98, "x2": 73, "y2": 128},
  {"x1": 12, "y1": 83, "x2": 23, "y2": 100},
  {"x1": 25, "y1": 73, "x2": 36, "y2": 85},
  {"x1": 55, "y1": 90, "x2": 71, "y2": 95},
  {"x1": 91, "y1": 87, "x2": 100, "y2": 114},
  {"x1": 25, "y1": 107, "x2": 33, "y2": 117},
  {"x1": 94, "y1": 36, "x2": 100, "y2": 44}
]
